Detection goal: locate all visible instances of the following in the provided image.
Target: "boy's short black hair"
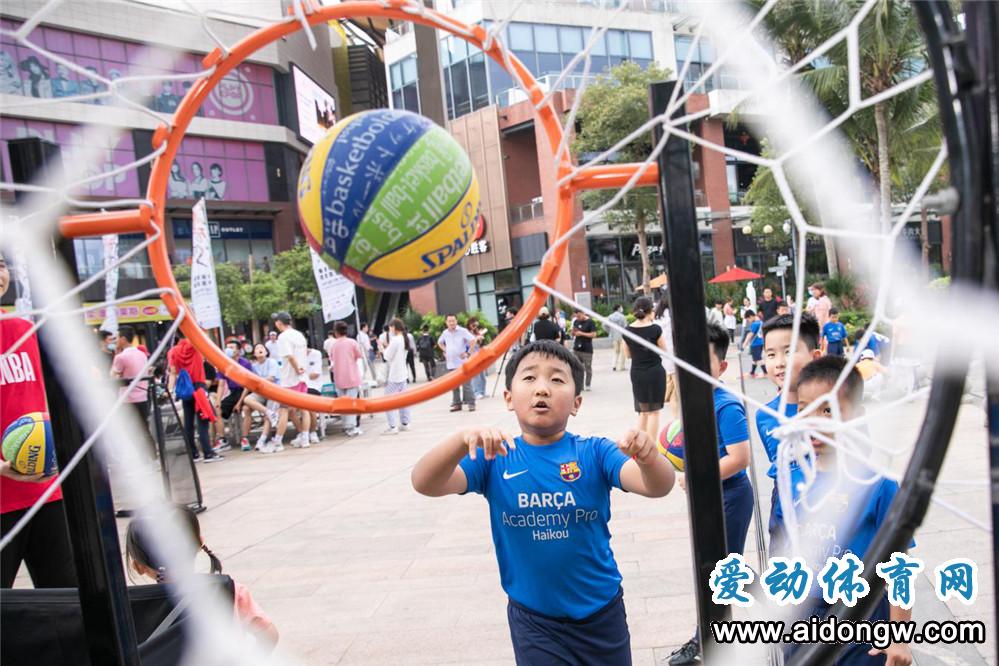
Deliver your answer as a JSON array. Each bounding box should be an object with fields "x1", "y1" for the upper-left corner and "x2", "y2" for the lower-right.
[
  {"x1": 829, "y1": 307, "x2": 839, "y2": 315},
  {"x1": 744, "y1": 309, "x2": 756, "y2": 318},
  {"x1": 762, "y1": 313, "x2": 820, "y2": 351},
  {"x1": 118, "y1": 326, "x2": 135, "y2": 343},
  {"x1": 797, "y1": 355, "x2": 863, "y2": 406},
  {"x1": 707, "y1": 321, "x2": 729, "y2": 362},
  {"x1": 334, "y1": 321, "x2": 348, "y2": 336},
  {"x1": 504, "y1": 340, "x2": 585, "y2": 396}
]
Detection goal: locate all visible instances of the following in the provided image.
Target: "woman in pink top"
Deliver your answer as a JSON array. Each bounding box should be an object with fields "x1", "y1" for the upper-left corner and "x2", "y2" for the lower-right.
[
  {"x1": 328, "y1": 321, "x2": 364, "y2": 436},
  {"x1": 126, "y1": 505, "x2": 279, "y2": 650},
  {"x1": 808, "y1": 282, "x2": 833, "y2": 328}
]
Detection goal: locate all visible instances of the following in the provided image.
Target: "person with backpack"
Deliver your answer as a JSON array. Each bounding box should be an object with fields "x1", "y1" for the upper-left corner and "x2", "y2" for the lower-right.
[
  {"x1": 416, "y1": 325, "x2": 436, "y2": 381},
  {"x1": 167, "y1": 332, "x2": 222, "y2": 463}
]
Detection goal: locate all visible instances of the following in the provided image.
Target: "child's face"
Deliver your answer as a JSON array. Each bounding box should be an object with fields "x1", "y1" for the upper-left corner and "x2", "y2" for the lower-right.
[
  {"x1": 504, "y1": 352, "x2": 581, "y2": 438},
  {"x1": 764, "y1": 329, "x2": 819, "y2": 394},
  {"x1": 797, "y1": 379, "x2": 857, "y2": 455},
  {"x1": 830, "y1": 314, "x2": 839, "y2": 322}
]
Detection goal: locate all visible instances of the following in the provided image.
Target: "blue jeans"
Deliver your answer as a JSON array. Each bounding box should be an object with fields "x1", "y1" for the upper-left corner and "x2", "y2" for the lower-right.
[
  {"x1": 182, "y1": 398, "x2": 212, "y2": 458},
  {"x1": 471, "y1": 372, "x2": 486, "y2": 397}
]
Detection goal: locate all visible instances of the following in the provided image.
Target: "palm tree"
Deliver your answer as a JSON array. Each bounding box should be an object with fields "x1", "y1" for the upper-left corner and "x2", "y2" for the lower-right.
[{"x1": 745, "y1": 0, "x2": 940, "y2": 272}]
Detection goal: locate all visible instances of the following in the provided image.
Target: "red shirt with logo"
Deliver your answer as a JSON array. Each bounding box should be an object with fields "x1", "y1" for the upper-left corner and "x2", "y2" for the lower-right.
[{"x1": 1, "y1": 316, "x2": 62, "y2": 514}]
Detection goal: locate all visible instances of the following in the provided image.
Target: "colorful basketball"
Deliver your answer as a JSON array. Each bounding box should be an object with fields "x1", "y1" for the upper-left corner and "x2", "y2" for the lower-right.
[
  {"x1": 2, "y1": 412, "x2": 56, "y2": 476},
  {"x1": 297, "y1": 108, "x2": 480, "y2": 291},
  {"x1": 658, "y1": 419, "x2": 685, "y2": 471}
]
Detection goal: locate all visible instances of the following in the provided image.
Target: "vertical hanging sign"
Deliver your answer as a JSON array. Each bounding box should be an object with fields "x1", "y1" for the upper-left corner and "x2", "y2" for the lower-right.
[
  {"x1": 100, "y1": 233, "x2": 119, "y2": 333},
  {"x1": 190, "y1": 199, "x2": 222, "y2": 330},
  {"x1": 309, "y1": 247, "x2": 355, "y2": 322}
]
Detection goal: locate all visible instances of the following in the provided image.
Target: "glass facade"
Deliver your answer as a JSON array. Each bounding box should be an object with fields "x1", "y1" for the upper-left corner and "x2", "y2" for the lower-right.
[
  {"x1": 389, "y1": 56, "x2": 420, "y2": 113},
  {"x1": 172, "y1": 219, "x2": 274, "y2": 267},
  {"x1": 466, "y1": 266, "x2": 540, "y2": 325},
  {"x1": 389, "y1": 22, "x2": 653, "y2": 120},
  {"x1": 674, "y1": 34, "x2": 744, "y2": 93},
  {"x1": 74, "y1": 235, "x2": 151, "y2": 279},
  {"x1": 587, "y1": 233, "x2": 714, "y2": 304}
]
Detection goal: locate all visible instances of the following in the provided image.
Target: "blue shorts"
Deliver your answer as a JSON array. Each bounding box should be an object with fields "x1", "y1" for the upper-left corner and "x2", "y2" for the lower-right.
[
  {"x1": 723, "y1": 474, "x2": 754, "y2": 555},
  {"x1": 827, "y1": 341, "x2": 844, "y2": 357},
  {"x1": 785, "y1": 595, "x2": 890, "y2": 665},
  {"x1": 751, "y1": 345, "x2": 763, "y2": 362},
  {"x1": 507, "y1": 588, "x2": 631, "y2": 665}
]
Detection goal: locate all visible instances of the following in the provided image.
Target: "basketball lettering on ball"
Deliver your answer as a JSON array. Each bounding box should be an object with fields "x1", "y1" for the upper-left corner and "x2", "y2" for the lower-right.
[
  {"x1": 657, "y1": 419, "x2": 685, "y2": 472},
  {"x1": 297, "y1": 108, "x2": 480, "y2": 291},
  {"x1": 2, "y1": 412, "x2": 56, "y2": 476}
]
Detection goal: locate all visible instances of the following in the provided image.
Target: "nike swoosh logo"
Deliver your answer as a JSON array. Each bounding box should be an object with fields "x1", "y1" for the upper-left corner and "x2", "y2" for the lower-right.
[{"x1": 503, "y1": 469, "x2": 529, "y2": 480}]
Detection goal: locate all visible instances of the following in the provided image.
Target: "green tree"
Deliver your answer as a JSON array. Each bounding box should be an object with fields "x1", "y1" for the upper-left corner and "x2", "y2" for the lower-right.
[
  {"x1": 574, "y1": 61, "x2": 673, "y2": 293},
  {"x1": 272, "y1": 242, "x2": 320, "y2": 319},
  {"x1": 244, "y1": 270, "x2": 288, "y2": 323},
  {"x1": 746, "y1": 0, "x2": 940, "y2": 274}
]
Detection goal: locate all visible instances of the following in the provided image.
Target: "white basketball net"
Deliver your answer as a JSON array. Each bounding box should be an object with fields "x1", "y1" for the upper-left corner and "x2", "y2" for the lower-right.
[{"x1": 1, "y1": 0, "x2": 995, "y2": 663}]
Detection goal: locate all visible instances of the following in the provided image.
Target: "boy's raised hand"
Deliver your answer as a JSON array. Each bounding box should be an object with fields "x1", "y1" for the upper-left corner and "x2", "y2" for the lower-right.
[
  {"x1": 462, "y1": 428, "x2": 516, "y2": 461},
  {"x1": 617, "y1": 429, "x2": 658, "y2": 465}
]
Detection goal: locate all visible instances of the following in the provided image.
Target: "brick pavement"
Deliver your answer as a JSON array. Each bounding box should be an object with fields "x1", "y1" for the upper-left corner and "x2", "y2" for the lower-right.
[{"x1": 127, "y1": 348, "x2": 997, "y2": 664}]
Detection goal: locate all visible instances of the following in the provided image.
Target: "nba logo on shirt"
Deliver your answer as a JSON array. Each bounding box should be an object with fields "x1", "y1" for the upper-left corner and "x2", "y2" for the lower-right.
[{"x1": 559, "y1": 461, "x2": 581, "y2": 482}]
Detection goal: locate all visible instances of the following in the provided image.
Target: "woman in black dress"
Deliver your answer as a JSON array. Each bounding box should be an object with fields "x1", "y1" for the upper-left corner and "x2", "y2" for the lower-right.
[{"x1": 623, "y1": 296, "x2": 667, "y2": 440}]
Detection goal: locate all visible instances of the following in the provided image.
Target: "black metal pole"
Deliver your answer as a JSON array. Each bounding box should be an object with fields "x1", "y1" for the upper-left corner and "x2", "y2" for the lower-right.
[
  {"x1": 38, "y1": 336, "x2": 140, "y2": 666},
  {"x1": 650, "y1": 80, "x2": 730, "y2": 659}
]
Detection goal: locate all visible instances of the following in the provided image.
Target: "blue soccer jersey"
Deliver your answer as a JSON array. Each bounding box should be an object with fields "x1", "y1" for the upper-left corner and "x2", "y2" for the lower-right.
[
  {"x1": 773, "y1": 468, "x2": 913, "y2": 578},
  {"x1": 459, "y1": 431, "x2": 630, "y2": 620},
  {"x1": 749, "y1": 320, "x2": 764, "y2": 347},
  {"x1": 756, "y1": 394, "x2": 799, "y2": 479},
  {"x1": 714, "y1": 386, "x2": 749, "y2": 488}
]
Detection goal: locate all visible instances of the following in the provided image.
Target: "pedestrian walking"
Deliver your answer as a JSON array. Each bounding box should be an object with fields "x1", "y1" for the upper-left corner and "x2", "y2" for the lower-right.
[
  {"x1": 571, "y1": 309, "x2": 596, "y2": 391},
  {"x1": 608, "y1": 304, "x2": 628, "y2": 372},
  {"x1": 623, "y1": 296, "x2": 667, "y2": 440},
  {"x1": 382, "y1": 318, "x2": 413, "y2": 435},
  {"x1": 438, "y1": 314, "x2": 476, "y2": 412}
]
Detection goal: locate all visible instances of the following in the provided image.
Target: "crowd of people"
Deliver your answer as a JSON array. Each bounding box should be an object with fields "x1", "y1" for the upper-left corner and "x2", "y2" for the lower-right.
[{"x1": 0, "y1": 238, "x2": 922, "y2": 665}]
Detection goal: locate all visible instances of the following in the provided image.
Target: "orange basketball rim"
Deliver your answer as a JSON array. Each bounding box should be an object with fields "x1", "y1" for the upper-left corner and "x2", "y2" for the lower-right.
[{"x1": 58, "y1": 0, "x2": 661, "y2": 413}]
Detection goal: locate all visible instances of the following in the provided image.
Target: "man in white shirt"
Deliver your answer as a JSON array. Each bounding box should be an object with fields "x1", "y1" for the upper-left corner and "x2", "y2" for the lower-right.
[
  {"x1": 437, "y1": 314, "x2": 476, "y2": 412},
  {"x1": 263, "y1": 311, "x2": 311, "y2": 452}
]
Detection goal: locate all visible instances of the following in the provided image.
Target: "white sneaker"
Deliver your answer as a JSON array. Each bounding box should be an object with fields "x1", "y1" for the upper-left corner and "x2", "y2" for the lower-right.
[
  {"x1": 270, "y1": 438, "x2": 285, "y2": 453},
  {"x1": 293, "y1": 433, "x2": 310, "y2": 448},
  {"x1": 400, "y1": 423, "x2": 410, "y2": 431},
  {"x1": 384, "y1": 426, "x2": 399, "y2": 435},
  {"x1": 255, "y1": 434, "x2": 268, "y2": 451},
  {"x1": 309, "y1": 432, "x2": 320, "y2": 444},
  {"x1": 258, "y1": 443, "x2": 276, "y2": 454},
  {"x1": 346, "y1": 427, "x2": 362, "y2": 437}
]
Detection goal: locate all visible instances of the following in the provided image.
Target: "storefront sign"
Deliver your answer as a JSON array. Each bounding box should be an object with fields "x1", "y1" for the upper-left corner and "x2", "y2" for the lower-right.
[
  {"x1": 84, "y1": 299, "x2": 179, "y2": 325},
  {"x1": 465, "y1": 214, "x2": 490, "y2": 256}
]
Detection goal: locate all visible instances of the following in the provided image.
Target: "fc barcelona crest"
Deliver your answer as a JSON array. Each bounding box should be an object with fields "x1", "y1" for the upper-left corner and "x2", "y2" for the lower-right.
[{"x1": 559, "y1": 461, "x2": 581, "y2": 482}]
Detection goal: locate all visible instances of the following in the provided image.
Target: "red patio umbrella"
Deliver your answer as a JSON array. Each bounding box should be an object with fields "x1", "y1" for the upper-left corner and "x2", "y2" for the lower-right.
[{"x1": 708, "y1": 267, "x2": 763, "y2": 283}]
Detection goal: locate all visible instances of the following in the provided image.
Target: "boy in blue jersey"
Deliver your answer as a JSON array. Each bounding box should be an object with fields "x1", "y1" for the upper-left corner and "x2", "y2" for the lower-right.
[
  {"x1": 740, "y1": 310, "x2": 763, "y2": 377},
  {"x1": 758, "y1": 313, "x2": 821, "y2": 551},
  {"x1": 669, "y1": 322, "x2": 753, "y2": 666},
  {"x1": 412, "y1": 340, "x2": 674, "y2": 665},
  {"x1": 821, "y1": 308, "x2": 849, "y2": 357},
  {"x1": 777, "y1": 356, "x2": 912, "y2": 666}
]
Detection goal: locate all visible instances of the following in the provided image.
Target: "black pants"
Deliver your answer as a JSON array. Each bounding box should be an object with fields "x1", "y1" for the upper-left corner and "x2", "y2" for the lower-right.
[
  {"x1": 182, "y1": 397, "x2": 213, "y2": 458},
  {"x1": 128, "y1": 399, "x2": 157, "y2": 462},
  {"x1": 421, "y1": 357, "x2": 436, "y2": 381},
  {"x1": 1, "y1": 501, "x2": 77, "y2": 588},
  {"x1": 406, "y1": 351, "x2": 417, "y2": 383}
]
